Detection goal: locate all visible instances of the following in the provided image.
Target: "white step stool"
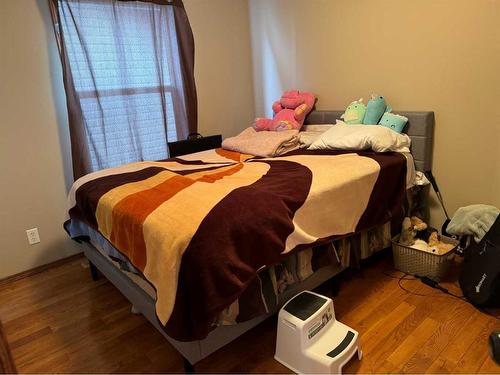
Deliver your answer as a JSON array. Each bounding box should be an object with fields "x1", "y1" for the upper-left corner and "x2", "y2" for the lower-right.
[{"x1": 275, "y1": 291, "x2": 362, "y2": 374}]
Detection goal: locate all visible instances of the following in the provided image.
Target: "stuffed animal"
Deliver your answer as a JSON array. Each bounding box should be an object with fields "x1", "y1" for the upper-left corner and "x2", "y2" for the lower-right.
[
  {"x1": 379, "y1": 112, "x2": 408, "y2": 133},
  {"x1": 411, "y1": 216, "x2": 427, "y2": 231},
  {"x1": 412, "y1": 239, "x2": 431, "y2": 252},
  {"x1": 254, "y1": 90, "x2": 316, "y2": 131},
  {"x1": 399, "y1": 216, "x2": 428, "y2": 246},
  {"x1": 400, "y1": 217, "x2": 416, "y2": 246},
  {"x1": 341, "y1": 98, "x2": 366, "y2": 124},
  {"x1": 363, "y1": 94, "x2": 392, "y2": 124},
  {"x1": 428, "y1": 231, "x2": 455, "y2": 255}
]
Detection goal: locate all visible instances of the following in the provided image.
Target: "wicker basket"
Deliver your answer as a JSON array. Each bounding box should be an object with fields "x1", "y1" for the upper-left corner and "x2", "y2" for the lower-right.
[{"x1": 391, "y1": 234, "x2": 459, "y2": 281}]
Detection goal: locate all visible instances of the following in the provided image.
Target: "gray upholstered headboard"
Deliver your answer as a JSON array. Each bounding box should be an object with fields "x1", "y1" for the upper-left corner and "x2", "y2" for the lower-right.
[{"x1": 304, "y1": 110, "x2": 435, "y2": 172}]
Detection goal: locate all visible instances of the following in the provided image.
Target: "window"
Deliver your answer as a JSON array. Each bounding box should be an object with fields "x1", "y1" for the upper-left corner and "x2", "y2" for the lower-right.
[{"x1": 53, "y1": 0, "x2": 195, "y2": 174}]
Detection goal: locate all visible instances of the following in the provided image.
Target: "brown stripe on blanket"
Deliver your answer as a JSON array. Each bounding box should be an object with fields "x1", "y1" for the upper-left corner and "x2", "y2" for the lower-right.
[
  {"x1": 69, "y1": 167, "x2": 167, "y2": 229},
  {"x1": 272, "y1": 150, "x2": 407, "y2": 259},
  {"x1": 354, "y1": 152, "x2": 407, "y2": 232},
  {"x1": 165, "y1": 160, "x2": 312, "y2": 340},
  {"x1": 281, "y1": 148, "x2": 362, "y2": 158},
  {"x1": 168, "y1": 157, "x2": 235, "y2": 165}
]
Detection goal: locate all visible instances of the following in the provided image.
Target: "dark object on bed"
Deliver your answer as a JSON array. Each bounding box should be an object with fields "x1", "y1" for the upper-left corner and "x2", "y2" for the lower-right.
[
  {"x1": 0, "y1": 321, "x2": 16, "y2": 374},
  {"x1": 490, "y1": 331, "x2": 500, "y2": 365},
  {"x1": 168, "y1": 134, "x2": 222, "y2": 157},
  {"x1": 459, "y1": 215, "x2": 500, "y2": 307}
]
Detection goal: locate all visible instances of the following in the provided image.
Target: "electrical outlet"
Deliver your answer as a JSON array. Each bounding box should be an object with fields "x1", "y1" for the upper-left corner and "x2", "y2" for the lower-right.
[{"x1": 26, "y1": 228, "x2": 40, "y2": 245}]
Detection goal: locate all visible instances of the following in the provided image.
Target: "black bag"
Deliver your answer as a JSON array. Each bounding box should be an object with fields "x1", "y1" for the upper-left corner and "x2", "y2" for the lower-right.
[
  {"x1": 459, "y1": 215, "x2": 500, "y2": 307},
  {"x1": 167, "y1": 134, "x2": 222, "y2": 158}
]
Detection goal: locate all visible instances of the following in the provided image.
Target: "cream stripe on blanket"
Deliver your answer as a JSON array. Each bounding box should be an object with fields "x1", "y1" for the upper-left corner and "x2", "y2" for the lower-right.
[{"x1": 222, "y1": 127, "x2": 299, "y2": 157}]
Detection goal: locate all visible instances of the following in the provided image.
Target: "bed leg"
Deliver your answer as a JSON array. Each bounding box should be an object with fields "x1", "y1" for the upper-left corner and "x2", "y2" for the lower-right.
[
  {"x1": 330, "y1": 277, "x2": 340, "y2": 297},
  {"x1": 131, "y1": 305, "x2": 141, "y2": 315},
  {"x1": 89, "y1": 261, "x2": 100, "y2": 281},
  {"x1": 183, "y1": 357, "x2": 195, "y2": 373}
]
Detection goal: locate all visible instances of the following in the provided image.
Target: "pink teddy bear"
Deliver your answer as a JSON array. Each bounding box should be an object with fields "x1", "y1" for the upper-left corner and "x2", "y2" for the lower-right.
[{"x1": 254, "y1": 90, "x2": 316, "y2": 131}]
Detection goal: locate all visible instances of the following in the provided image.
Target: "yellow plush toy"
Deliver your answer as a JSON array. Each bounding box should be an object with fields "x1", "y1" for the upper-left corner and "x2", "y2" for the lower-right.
[{"x1": 427, "y1": 232, "x2": 455, "y2": 255}]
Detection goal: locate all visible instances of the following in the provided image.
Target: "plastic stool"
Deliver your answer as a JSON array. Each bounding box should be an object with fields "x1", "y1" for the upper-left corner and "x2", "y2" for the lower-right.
[{"x1": 275, "y1": 291, "x2": 362, "y2": 374}]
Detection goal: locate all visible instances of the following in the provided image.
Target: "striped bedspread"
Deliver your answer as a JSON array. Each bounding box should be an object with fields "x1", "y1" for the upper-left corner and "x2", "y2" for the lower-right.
[{"x1": 66, "y1": 148, "x2": 407, "y2": 341}]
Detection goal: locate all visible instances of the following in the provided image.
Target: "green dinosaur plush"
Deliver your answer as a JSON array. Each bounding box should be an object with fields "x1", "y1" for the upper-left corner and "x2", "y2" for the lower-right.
[
  {"x1": 379, "y1": 112, "x2": 408, "y2": 133},
  {"x1": 341, "y1": 98, "x2": 366, "y2": 124}
]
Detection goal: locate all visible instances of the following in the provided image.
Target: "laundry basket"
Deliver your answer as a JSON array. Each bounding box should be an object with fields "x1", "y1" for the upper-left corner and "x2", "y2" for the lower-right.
[{"x1": 391, "y1": 235, "x2": 459, "y2": 281}]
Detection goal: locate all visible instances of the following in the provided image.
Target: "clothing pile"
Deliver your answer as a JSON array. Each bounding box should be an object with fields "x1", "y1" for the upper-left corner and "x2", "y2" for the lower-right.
[
  {"x1": 221, "y1": 127, "x2": 300, "y2": 157},
  {"x1": 446, "y1": 204, "x2": 499, "y2": 243}
]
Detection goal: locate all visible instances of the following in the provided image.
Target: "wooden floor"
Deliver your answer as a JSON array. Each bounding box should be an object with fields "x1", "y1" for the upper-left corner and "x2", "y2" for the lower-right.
[
  {"x1": 0, "y1": 253, "x2": 498, "y2": 373},
  {"x1": 0, "y1": 320, "x2": 16, "y2": 373}
]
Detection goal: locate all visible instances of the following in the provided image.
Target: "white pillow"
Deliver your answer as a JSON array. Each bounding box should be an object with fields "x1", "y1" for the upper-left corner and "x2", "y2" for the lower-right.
[{"x1": 308, "y1": 120, "x2": 411, "y2": 152}]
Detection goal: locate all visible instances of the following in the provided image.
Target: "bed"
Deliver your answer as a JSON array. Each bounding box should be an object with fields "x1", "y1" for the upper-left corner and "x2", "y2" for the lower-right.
[{"x1": 66, "y1": 110, "x2": 435, "y2": 370}]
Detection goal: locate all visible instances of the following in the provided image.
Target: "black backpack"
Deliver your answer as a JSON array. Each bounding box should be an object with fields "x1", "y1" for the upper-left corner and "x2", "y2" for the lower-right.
[{"x1": 459, "y1": 215, "x2": 500, "y2": 307}]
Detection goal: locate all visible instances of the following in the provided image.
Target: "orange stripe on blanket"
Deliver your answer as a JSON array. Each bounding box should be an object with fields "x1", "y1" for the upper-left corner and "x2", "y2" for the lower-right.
[
  {"x1": 215, "y1": 148, "x2": 254, "y2": 162},
  {"x1": 109, "y1": 163, "x2": 244, "y2": 271},
  {"x1": 197, "y1": 163, "x2": 243, "y2": 183}
]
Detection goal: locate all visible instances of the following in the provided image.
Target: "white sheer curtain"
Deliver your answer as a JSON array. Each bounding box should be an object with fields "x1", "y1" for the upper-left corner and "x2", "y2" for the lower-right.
[{"x1": 50, "y1": 0, "x2": 197, "y2": 177}]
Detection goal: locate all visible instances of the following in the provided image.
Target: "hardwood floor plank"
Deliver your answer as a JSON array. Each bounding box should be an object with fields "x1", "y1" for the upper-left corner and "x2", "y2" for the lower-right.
[
  {"x1": 0, "y1": 253, "x2": 84, "y2": 287},
  {"x1": 343, "y1": 276, "x2": 426, "y2": 334},
  {"x1": 400, "y1": 301, "x2": 471, "y2": 373},
  {"x1": 426, "y1": 310, "x2": 489, "y2": 373},
  {"x1": 22, "y1": 350, "x2": 71, "y2": 374},
  {"x1": 0, "y1": 321, "x2": 16, "y2": 374},
  {"x1": 373, "y1": 360, "x2": 400, "y2": 374},
  {"x1": 9, "y1": 326, "x2": 53, "y2": 350},
  {"x1": 385, "y1": 317, "x2": 440, "y2": 370},
  {"x1": 452, "y1": 319, "x2": 500, "y2": 373},
  {"x1": 355, "y1": 302, "x2": 416, "y2": 373},
  {"x1": 333, "y1": 268, "x2": 398, "y2": 320},
  {"x1": 478, "y1": 353, "x2": 500, "y2": 373},
  {"x1": 366, "y1": 302, "x2": 431, "y2": 368}
]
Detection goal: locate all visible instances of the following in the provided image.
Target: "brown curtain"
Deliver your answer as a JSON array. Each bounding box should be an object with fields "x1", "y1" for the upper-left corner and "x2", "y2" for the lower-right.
[{"x1": 49, "y1": 0, "x2": 197, "y2": 179}]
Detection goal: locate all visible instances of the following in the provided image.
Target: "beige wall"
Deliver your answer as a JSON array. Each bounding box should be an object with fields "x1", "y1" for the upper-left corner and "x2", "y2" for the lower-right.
[
  {"x1": 249, "y1": 0, "x2": 500, "y2": 227},
  {"x1": 0, "y1": 0, "x2": 254, "y2": 278},
  {"x1": 185, "y1": 0, "x2": 255, "y2": 138},
  {"x1": 0, "y1": 0, "x2": 81, "y2": 278}
]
